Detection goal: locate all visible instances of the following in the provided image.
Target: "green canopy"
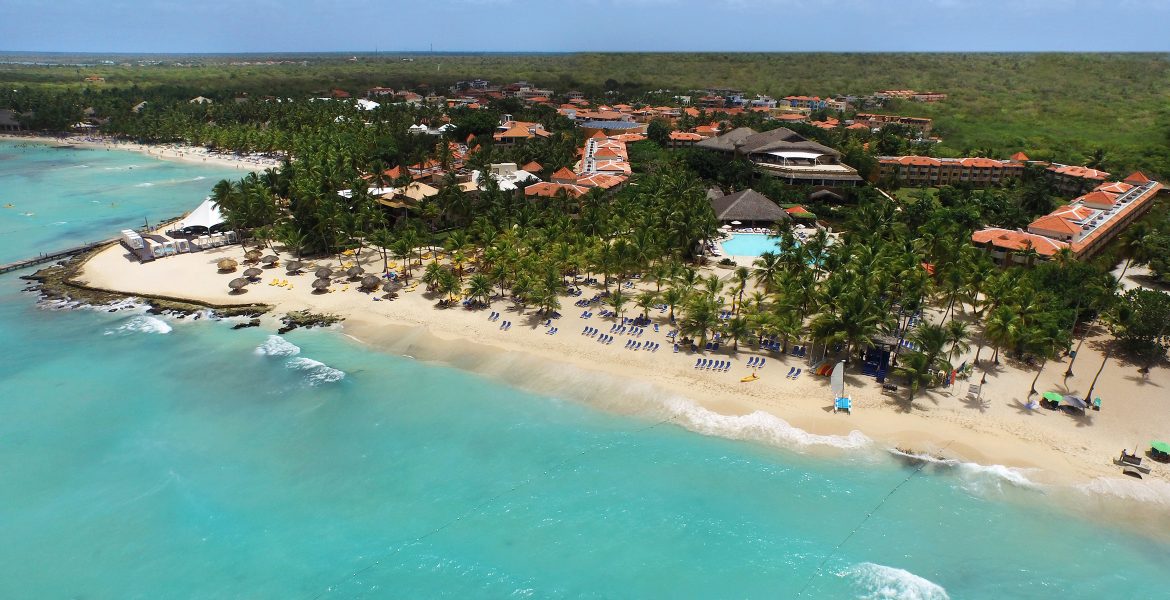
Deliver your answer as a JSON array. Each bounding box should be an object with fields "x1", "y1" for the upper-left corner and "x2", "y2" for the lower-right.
[
  {"x1": 1042, "y1": 392, "x2": 1063, "y2": 403},
  {"x1": 1152, "y1": 441, "x2": 1170, "y2": 454}
]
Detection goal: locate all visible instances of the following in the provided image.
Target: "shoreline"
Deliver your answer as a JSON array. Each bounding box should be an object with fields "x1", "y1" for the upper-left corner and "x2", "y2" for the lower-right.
[
  {"x1": 59, "y1": 239, "x2": 1170, "y2": 499},
  {"x1": 0, "y1": 132, "x2": 282, "y2": 171}
]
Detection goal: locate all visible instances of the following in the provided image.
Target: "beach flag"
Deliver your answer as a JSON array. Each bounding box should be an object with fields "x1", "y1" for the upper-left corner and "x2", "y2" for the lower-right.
[{"x1": 947, "y1": 370, "x2": 957, "y2": 386}]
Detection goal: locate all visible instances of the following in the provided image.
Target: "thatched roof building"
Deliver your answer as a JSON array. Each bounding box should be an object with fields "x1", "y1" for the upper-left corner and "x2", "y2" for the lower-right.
[{"x1": 709, "y1": 189, "x2": 789, "y2": 225}]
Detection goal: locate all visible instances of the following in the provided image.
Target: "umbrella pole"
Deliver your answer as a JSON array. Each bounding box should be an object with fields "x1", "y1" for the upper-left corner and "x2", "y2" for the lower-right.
[{"x1": 1084, "y1": 348, "x2": 1110, "y2": 407}]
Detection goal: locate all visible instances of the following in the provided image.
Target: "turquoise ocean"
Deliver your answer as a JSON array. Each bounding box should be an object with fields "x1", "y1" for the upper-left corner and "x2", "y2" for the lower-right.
[{"x1": 2, "y1": 139, "x2": 1169, "y2": 598}]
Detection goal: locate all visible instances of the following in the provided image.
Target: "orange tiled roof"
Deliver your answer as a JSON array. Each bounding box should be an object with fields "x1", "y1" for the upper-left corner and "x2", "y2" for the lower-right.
[
  {"x1": 576, "y1": 173, "x2": 627, "y2": 189},
  {"x1": 669, "y1": 131, "x2": 703, "y2": 141},
  {"x1": 971, "y1": 228, "x2": 1069, "y2": 256},
  {"x1": 1077, "y1": 190, "x2": 1119, "y2": 207},
  {"x1": 1124, "y1": 171, "x2": 1152, "y2": 184},
  {"x1": 551, "y1": 167, "x2": 577, "y2": 182},
  {"x1": 1009, "y1": 152, "x2": 1030, "y2": 161},
  {"x1": 1095, "y1": 181, "x2": 1133, "y2": 194},
  {"x1": 1029, "y1": 215, "x2": 1082, "y2": 236},
  {"x1": 521, "y1": 161, "x2": 543, "y2": 173},
  {"x1": 1048, "y1": 164, "x2": 1109, "y2": 180},
  {"x1": 524, "y1": 182, "x2": 587, "y2": 198},
  {"x1": 610, "y1": 133, "x2": 647, "y2": 143}
]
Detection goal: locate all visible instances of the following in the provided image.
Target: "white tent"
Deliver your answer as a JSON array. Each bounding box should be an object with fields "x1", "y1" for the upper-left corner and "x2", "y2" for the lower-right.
[{"x1": 176, "y1": 197, "x2": 224, "y2": 232}]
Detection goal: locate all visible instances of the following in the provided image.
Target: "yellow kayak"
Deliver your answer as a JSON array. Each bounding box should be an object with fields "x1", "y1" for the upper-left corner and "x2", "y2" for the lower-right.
[{"x1": 741, "y1": 374, "x2": 759, "y2": 383}]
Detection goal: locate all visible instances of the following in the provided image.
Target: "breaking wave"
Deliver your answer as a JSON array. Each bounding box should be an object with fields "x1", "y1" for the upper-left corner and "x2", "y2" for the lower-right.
[
  {"x1": 841, "y1": 562, "x2": 949, "y2": 600},
  {"x1": 105, "y1": 314, "x2": 173, "y2": 335},
  {"x1": 255, "y1": 335, "x2": 343, "y2": 385},
  {"x1": 889, "y1": 448, "x2": 1037, "y2": 489},
  {"x1": 255, "y1": 335, "x2": 301, "y2": 357},
  {"x1": 134, "y1": 182, "x2": 154, "y2": 187},
  {"x1": 286, "y1": 357, "x2": 346, "y2": 385},
  {"x1": 661, "y1": 396, "x2": 871, "y2": 450}
]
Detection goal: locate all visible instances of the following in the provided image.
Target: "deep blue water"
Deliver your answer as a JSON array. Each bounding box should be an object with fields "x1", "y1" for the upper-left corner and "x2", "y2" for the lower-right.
[{"x1": 1, "y1": 140, "x2": 1169, "y2": 599}]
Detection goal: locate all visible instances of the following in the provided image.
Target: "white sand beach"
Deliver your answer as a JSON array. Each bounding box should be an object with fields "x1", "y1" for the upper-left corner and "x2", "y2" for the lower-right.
[
  {"x1": 1, "y1": 133, "x2": 282, "y2": 171},
  {"x1": 73, "y1": 239, "x2": 1170, "y2": 493}
]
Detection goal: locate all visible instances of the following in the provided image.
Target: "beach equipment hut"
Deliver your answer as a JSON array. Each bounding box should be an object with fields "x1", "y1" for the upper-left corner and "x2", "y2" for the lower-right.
[
  {"x1": 346, "y1": 265, "x2": 365, "y2": 279},
  {"x1": 360, "y1": 275, "x2": 381, "y2": 291},
  {"x1": 1151, "y1": 441, "x2": 1170, "y2": 460},
  {"x1": 225, "y1": 231, "x2": 238, "y2": 244},
  {"x1": 243, "y1": 267, "x2": 264, "y2": 280},
  {"x1": 285, "y1": 260, "x2": 304, "y2": 274},
  {"x1": 260, "y1": 255, "x2": 279, "y2": 267},
  {"x1": 216, "y1": 258, "x2": 238, "y2": 272},
  {"x1": 175, "y1": 238, "x2": 190, "y2": 253},
  {"x1": 175, "y1": 197, "x2": 225, "y2": 234},
  {"x1": 315, "y1": 267, "x2": 333, "y2": 279},
  {"x1": 147, "y1": 240, "x2": 165, "y2": 259},
  {"x1": 312, "y1": 278, "x2": 331, "y2": 292},
  {"x1": 228, "y1": 277, "x2": 250, "y2": 293},
  {"x1": 210, "y1": 233, "x2": 225, "y2": 247},
  {"x1": 244, "y1": 249, "x2": 262, "y2": 263},
  {"x1": 120, "y1": 229, "x2": 145, "y2": 250}
]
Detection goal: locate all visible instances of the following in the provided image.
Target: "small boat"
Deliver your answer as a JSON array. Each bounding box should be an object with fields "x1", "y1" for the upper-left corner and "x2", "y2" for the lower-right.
[{"x1": 741, "y1": 373, "x2": 759, "y2": 383}]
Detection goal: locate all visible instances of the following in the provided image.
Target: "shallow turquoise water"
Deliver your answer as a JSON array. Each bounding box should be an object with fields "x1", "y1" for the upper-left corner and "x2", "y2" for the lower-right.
[
  {"x1": 2, "y1": 142, "x2": 1169, "y2": 598},
  {"x1": 0, "y1": 139, "x2": 238, "y2": 264},
  {"x1": 721, "y1": 233, "x2": 782, "y2": 257}
]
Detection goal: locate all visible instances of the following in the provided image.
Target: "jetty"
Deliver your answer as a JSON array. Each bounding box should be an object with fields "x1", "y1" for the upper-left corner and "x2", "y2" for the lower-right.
[{"x1": 0, "y1": 238, "x2": 114, "y2": 275}]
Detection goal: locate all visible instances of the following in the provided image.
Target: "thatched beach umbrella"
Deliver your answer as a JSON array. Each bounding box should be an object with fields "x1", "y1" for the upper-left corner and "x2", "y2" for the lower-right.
[
  {"x1": 315, "y1": 267, "x2": 333, "y2": 279},
  {"x1": 285, "y1": 260, "x2": 304, "y2": 274},
  {"x1": 243, "y1": 267, "x2": 264, "y2": 280},
  {"x1": 217, "y1": 258, "x2": 238, "y2": 272},
  {"x1": 228, "y1": 277, "x2": 250, "y2": 293},
  {"x1": 360, "y1": 274, "x2": 381, "y2": 290},
  {"x1": 312, "y1": 278, "x2": 331, "y2": 292},
  {"x1": 346, "y1": 265, "x2": 365, "y2": 279},
  {"x1": 261, "y1": 254, "x2": 279, "y2": 267},
  {"x1": 244, "y1": 249, "x2": 262, "y2": 263}
]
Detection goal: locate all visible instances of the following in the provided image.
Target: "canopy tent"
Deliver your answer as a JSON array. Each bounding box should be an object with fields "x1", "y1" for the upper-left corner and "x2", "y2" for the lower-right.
[
  {"x1": 176, "y1": 197, "x2": 226, "y2": 233},
  {"x1": 1061, "y1": 395, "x2": 1088, "y2": 410},
  {"x1": 1152, "y1": 441, "x2": 1170, "y2": 455}
]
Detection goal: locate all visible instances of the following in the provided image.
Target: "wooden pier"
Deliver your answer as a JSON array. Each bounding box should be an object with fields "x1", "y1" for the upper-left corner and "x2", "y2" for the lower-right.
[{"x1": 0, "y1": 239, "x2": 115, "y2": 275}]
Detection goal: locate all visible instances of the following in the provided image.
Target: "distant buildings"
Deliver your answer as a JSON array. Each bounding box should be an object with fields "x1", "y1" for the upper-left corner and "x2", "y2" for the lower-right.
[
  {"x1": 493, "y1": 120, "x2": 551, "y2": 145},
  {"x1": 0, "y1": 109, "x2": 24, "y2": 132},
  {"x1": 695, "y1": 127, "x2": 863, "y2": 187},
  {"x1": 854, "y1": 113, "x2": 933, "y2": 136},
  {"x1": 876, "y1": 152, "x2": 1110, "y2": 192},
  {"x1": 972, "y1": 172, "x2": 1163, "y2": 263}
]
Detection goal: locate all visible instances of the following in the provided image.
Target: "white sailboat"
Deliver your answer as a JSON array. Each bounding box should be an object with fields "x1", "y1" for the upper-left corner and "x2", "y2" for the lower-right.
[{"x1": 831, "y1": 360, "x2": 852, "y2": 413}]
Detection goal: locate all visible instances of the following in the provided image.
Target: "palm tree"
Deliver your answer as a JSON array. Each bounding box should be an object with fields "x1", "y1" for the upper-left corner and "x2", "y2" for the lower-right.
[
  {"x1": 724, "y1": 316, "x2": 752, "y2": 352},
  {"x1": 368, "y1": 228, "x2": 395, "y2": 272},
  {"x1": 945, "y1": 320, "x2": 970, "y2": 364},
  {"x1": 984, "y1": 305, "x2": 1020, "y2": 364},
  {"x1": 1024, "y1": 320, "x2": 1070, "y2": 398},
  {"x1": 636, "y1": 290, "x2": 659, "y2": 319},
  {"x1": 895, "y1": 351, "x2": 937, "y2": 404},
  {"x1": 731, "y1": 266, "x2": 751, "y2": 315},
  {"x1": 1117, "y1": 222, "x2": 1155, "y2": 280},
  {"x1": 681, "y1": 295, "x2": 720, "y2": 347},
  {"x1": 607, "y1": 288, "x2": 629, "y2": 320},
  {"x1": 465, "y1": 273, "x2": 493, "y2": 306},
  {"x1": 662, "y1": 286, "x2": 687, "y2": 322}
]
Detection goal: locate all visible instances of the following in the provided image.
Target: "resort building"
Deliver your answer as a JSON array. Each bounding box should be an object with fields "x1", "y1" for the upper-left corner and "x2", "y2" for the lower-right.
[
  {"x1": 1046, "y1": 164, "x2": 1110, "y2": 195},
  {"x1": 579, "y1": 120, "x2": 647, "y2": 137},
  {"x1": 695, "y1": 127, "x2": 863, "y2": 187},
  {"x1": 0, "y1": 109, "x2": 25, "y2": 132},
  {"x1": 668, "y1": 131, "x2": 704, "y2": 148},
  {"x1": 708, "y1": 188, "x2": 790, "y2": 227},
  {"x1": 782, "y1": 95, "x2": 829, "y2": 110},
  {"x1": 469, "y1": 163, "x2": 540, "y2": 192},
  {"x1": 876, "y1": 156, "x2": 1026, "y2": 187},
  {"x1": 971, "y1": 172, "x2": 1163, "y2": 264},
  {"x1": 493, "y1": 120, "x2": 551, "y2": 145},
  {"x1": 854, "y1": 113, "x2": 933, "y2": 135}
]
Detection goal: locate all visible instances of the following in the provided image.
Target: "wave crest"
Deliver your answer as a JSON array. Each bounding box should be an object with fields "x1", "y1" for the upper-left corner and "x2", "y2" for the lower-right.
[
  {"x1": 662, "y1": 396, "x2": 871, "y2": 451},
  {"x1": 1078, "y1": 477, "x2": 1170, "y2": 507},
  {"x1": 286, "y1": 357, "x2": 346, "y2": 385},
  {"x1": 105, "y1": 315, "x2": 172, "y2": 335},
  {"x1": 255, "y1": 335, "x2": 301, "y2": 357},
  {"x1": 889, "y1": 449, "x2": 1037, "y2": 489},
  {"x1": 841, "y1": 562, "x2": 949, "y2": 600}
]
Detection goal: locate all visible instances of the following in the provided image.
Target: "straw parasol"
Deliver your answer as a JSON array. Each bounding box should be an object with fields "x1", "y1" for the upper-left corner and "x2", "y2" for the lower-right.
[
  {"x1": 243, "y1": 267, "x2": 264, "y2": 280},
  {"x1": 244, "y1": 249, "x2": 262, "y2": 263},
  {"x1": 261, "y1": 255, "x2": 279, "y2": 266},
  {"x1": 346, "y1": 265, "x2": 365, "y2": 279},
  {"x1": 360, "y1": 274, "x2": 381, "y2": 290},
  {"x1": 217, "y1": 258, "x2": 238, "y2": 272},
  {"x1": 315, "y1": 267, "x2": 333, "y2": 279},
  {"x1": 285, "y1": 260, "x2": 304, "y2": 274},
  {"x1": 311, "y1": 278, "x2": 331, "y2": 292},
  {"x1": 228, "y1": 277, "x2": 250, "y2": 293}
]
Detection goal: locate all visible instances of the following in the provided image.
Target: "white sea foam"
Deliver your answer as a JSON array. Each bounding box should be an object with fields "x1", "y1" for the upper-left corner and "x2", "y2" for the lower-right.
[
  {"x1": 888, "y1": 449, "x2": 1037, "y2": 489},
  {"x1": 286, "y1": 357, "x2": 346, "y2": 385},
  {"x1": 661, "y1": 396, "x2": 871, "y2": 451},
  {"x1": 255, "y1": 335, "x2": 301, "y2": 357},
  {"x1": 105, "y1": 315, "x2": 173, "y2": 335},
  {"x1": 134, "y1": 182, "x2": 154, "y2": 187},
  {"x1": 1078, "y1": 477, "x2": 1170, "y2": 507},
  {"x1": 841, "y1": 562, "x2": 949, "y2": 600}
]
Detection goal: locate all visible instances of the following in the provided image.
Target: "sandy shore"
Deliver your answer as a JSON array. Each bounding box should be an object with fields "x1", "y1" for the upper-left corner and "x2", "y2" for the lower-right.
[
  {"x1": 0, "y1": 133, "x2": 282, "y2": 171},
  {"x1": 70, "y1": 239, "x2": 1170, "y2": 502}
]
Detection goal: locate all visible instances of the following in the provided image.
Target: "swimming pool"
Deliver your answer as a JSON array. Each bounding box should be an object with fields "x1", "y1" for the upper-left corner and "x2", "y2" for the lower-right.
[{"x1": 720, "y1": 233, "x2": 782, "y2": 257}]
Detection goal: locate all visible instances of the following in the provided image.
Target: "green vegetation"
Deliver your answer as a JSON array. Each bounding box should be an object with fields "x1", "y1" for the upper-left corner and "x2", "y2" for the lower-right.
[{"x1": 3, "y1": 52, "x2": 1170, "y2": 176}]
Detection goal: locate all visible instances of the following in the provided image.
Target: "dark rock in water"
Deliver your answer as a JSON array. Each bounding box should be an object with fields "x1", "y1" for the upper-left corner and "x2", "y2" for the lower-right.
[
  {"x1": 232, "y1": 318, "x2": 261, "y2": 330},
  {"x1": 279, "y1": 309, "x2": 342, "y2": 333},
  {"x1": 277, "y1": 324, "x2": 296, "y2": 335}
]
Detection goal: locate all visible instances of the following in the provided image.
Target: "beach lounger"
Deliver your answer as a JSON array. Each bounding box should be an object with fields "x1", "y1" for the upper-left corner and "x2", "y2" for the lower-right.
[
  {"x1": 674, "y1": 344, "x2": 679, "y2": 353},
  {"x1": 792, "y1": 368, "x2": 802, "y2": 379},
  {"x1": 785, "y1": 367, "x2": 795, "y2": 378},
  {"x1": 758, "y1": 358, "x2": 765, "y2": 369}
]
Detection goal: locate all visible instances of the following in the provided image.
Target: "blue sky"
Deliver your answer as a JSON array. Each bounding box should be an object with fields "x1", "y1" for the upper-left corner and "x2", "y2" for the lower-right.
[{"x1": 2, "y1": 0, "x2": 1168, "y2": 53}]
